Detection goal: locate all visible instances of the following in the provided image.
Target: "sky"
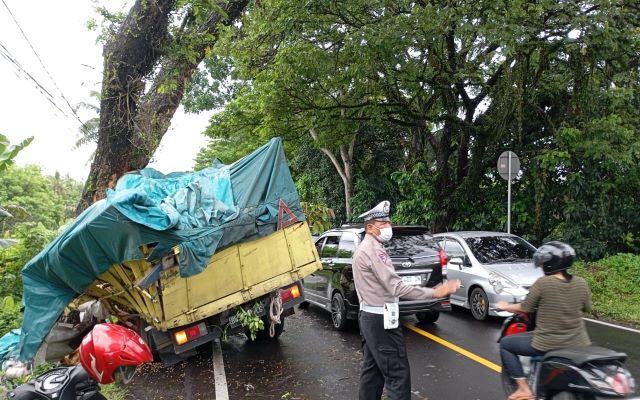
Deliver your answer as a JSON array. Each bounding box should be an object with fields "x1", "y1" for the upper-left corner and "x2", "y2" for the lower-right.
[{"x1": 0, "y1": 0, "x2": 212, "y2": 182}]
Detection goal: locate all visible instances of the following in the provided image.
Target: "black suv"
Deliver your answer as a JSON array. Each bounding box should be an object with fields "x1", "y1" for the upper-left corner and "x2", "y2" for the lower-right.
[{"x1": 302, "y1": 225, "x2": 451, "y2": 330}]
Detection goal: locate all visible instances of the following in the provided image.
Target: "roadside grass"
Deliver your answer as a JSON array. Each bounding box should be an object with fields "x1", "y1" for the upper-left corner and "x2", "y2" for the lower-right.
[
  {"x1": 573, "y1": 253, "x2": 640, "y2": 329},
  {"x1": 101, "y1": 382, "x2": 128, "y2": 400}
]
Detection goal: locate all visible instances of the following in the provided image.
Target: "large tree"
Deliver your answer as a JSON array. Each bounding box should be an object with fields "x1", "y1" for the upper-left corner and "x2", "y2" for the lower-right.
[
  {"x1": 77, "y1": 0, "x2": 248, "y2": 213},
  {"x1": 189, "y1": 0, "x2": 640, "y2": 241}
]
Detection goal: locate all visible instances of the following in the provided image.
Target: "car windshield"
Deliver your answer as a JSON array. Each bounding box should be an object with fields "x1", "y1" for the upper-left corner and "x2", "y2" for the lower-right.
[
  {"x1": 464, "y1": 236, "x2": 535, "y2": 264},
  {"x1": 386, "y1": 233, "x2": 439, "y2": 257}
]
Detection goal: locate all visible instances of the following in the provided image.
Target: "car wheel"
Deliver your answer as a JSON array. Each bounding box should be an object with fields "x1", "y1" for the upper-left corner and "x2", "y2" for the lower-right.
[
  {"x1": 470, "y1": 287, "x2": 489, "y2": 320},
  {"x1": 331, "y1": 292, "x2": 349, "y2": 331},
  {"x1": 415, "y1": 310, "x2": 440, "y2": 324}
]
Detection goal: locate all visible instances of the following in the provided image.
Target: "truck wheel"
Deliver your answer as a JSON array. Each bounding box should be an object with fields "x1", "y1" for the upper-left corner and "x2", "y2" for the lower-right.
[
  {"x1": 416, "y1": 310, "x2": 440, "y2": 324},
  {"x1": 470, "y1": 287, "x2": 489, "y2": 320},
  {"x1": 331, "y1": 292, "x2": 349, "y2": 331}
]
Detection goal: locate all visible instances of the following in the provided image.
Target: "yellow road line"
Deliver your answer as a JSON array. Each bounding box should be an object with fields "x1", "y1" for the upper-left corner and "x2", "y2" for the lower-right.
[{"x1": 403, "y1": 323, "x2": 502, "y2": 373}]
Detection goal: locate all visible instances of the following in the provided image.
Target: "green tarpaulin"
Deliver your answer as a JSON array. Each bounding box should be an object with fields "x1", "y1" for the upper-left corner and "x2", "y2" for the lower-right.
[{"x1": 16, "y1": 138, "x2": 304, "y2": 362}]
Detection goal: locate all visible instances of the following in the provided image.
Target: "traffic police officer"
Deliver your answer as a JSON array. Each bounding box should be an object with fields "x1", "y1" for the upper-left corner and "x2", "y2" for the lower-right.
[{"x1": 352, "y1": 200, "x2": 460, "y2": 400}]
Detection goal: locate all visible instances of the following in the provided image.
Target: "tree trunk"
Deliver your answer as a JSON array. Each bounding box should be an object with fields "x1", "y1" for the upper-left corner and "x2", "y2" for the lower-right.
[
  {"x1": 309, "y1": 128, "x2": 355, "y2": 219},
  {"x1": 76, "y1": 0, "x2": 248, "y2": 214}
]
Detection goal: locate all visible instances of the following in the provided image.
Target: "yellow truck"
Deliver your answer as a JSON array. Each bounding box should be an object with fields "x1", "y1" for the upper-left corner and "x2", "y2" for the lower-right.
[
  {"x1": 15, "y1": 138, "x2": 322, "y2": 365},
  {"x1": 80, "y1": 220, "x2": 321, "y2": 364}
]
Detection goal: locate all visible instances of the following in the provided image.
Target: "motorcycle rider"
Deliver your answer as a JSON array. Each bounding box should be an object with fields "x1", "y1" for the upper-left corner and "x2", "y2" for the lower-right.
[{"x1": 497, "y1": 241, "x2": 592, "y2": 400}]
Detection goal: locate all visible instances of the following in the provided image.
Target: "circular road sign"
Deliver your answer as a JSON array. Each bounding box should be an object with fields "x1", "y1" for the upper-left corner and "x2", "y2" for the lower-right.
[{"x1": 497, "y1": 151, "x2": 520, "y2": 181}]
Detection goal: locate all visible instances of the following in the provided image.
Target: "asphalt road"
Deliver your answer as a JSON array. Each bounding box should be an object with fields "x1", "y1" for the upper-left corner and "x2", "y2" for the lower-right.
[{"x1": 126, "y1": 306, "x2": 640, "y2": 400}]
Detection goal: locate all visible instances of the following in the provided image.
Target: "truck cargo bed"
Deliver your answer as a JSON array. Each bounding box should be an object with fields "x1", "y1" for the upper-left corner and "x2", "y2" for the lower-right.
[{"x1": 83, "y1": 222, "x2": 321, "y2": 330}]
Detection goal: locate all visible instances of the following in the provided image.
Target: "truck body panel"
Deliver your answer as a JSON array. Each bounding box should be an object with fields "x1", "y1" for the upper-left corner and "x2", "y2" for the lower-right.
[{"x1": 83, "y1": 222, "x2": 321, "y2": 331}]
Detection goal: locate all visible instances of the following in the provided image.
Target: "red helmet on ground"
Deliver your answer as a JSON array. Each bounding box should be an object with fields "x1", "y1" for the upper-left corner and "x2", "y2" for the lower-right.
[{"x1": 79, "y1": 323, "x2": 153, "y2": 384}]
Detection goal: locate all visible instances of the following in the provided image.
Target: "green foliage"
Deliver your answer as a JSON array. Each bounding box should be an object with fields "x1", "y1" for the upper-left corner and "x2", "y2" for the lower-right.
[
  {"x1": 183, "y1": 0, "x2": 640, "y2": 258},
  {"x1": 0, "y1": 165, "x2": 82, "y2": 235},
  {"x1": 0, "y1": 134, "x2": 32, "y2": 174},
  {"x1": 391, "y1": 162, "x2": 437, "y2": 227},
  {"x1": 301, "y1": 202, "x2": 334, "y2": 235},
  {"x1": 73, "y1": 91, "x2": 101, "y2": 152},
  {"x1": 291, "y1": 139, "x2": 346, "y2": 222},
  {"x1": 572, "y1": 254, "x2": 640, "y2": 327},
  {"x1": 236, "y1": 303, "x2": 265, "y2": 341},
  {"x1": 0, "y1": 223, "x2": 58, "y2": 300},
  {"x1": 100, "y1": 382, "x2": 128, "y2": 400},
  {"x1": 0, "y1": 296, "x2": 21, "y2": 337},
  {"x1": 0, "y1": 165, "x2": 78, "y2": 300},
  {"x1": 87, "y1": 5, "x2": 127, "y2": 44},
  {"x1": 194, "y1": 135, "x2": 262, "y2": 170},
  {"x1": 0, "y1": 362, "x2": 57, "y2": 393}
]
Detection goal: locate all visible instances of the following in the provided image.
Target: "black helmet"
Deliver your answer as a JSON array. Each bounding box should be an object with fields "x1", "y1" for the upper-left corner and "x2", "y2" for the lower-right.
[{"x1": 533, "y1": 241, "x2": 576, "y2": 275}]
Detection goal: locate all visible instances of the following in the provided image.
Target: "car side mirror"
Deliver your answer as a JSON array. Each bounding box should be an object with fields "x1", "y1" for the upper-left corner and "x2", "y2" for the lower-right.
[{"x1": 449, "y1": 257, "x2": 465, "y2": 266}]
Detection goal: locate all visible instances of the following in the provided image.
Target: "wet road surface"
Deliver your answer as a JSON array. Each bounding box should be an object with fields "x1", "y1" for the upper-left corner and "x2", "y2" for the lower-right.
[{"x1": 126, "y1": 305, "x2": 640, "y2": 399}]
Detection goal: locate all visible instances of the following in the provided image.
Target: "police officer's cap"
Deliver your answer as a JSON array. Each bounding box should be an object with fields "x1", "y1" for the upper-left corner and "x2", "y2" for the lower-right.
[{"x1": 358, "y1": 200, "x2": 391, "y2": 222}]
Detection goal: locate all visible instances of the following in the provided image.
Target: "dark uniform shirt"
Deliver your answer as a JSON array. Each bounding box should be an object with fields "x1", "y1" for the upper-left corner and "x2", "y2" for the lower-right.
[
  {"x1": 352, "y1": 234, "x2": 435, "y2": 307},
  {"x1": 520, "y1": 275, "x2": 592, "y2": 352}
]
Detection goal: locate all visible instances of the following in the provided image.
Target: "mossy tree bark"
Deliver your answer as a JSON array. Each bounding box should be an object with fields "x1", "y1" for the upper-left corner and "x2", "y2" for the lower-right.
[{"x1": 77, "y1": 0, "x2": 248, "y2": 214}]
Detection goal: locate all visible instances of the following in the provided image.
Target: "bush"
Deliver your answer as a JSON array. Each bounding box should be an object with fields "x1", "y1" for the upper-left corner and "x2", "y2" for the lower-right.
[
  {"x1": 572, "y1": 253, "x2": 640, "y2": 327},
  {"x1": 0, "y1": 296, "x2": 22, "y2": 337},
  {"x1": 0, "y1": 222, "x2": 57, "y2": 300}
]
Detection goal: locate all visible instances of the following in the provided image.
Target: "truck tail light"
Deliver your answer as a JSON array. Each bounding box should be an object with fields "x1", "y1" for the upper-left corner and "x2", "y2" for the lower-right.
[
  {"x1": 439, "y1": 249, "x2": 448, "y2": 276},
  {"x1": 174, "y1": 322, "x2": 207, "y2": 346},
  {"x1": 280, "y1": 283, "x2": 301, "y2": 302}
]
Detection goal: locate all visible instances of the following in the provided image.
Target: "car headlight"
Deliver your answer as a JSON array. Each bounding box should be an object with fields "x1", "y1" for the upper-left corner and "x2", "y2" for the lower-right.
[{"x1": 488, "y1": 272, "x2": 517, "y2": 294}]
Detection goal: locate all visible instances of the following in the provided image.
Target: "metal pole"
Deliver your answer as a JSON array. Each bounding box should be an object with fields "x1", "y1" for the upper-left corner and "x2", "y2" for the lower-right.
[{"x1": 507, "y1": 152, "x2": 512, "y2": 234}]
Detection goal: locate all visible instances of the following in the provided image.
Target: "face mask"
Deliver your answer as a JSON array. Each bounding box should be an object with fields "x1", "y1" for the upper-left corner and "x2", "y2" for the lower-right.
[{"x1": 377, "y1": 227, "x2": 393, "y2": 242}]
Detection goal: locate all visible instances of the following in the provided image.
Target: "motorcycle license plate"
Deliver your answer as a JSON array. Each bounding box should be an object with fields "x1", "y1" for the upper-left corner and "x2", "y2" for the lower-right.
[{"x1": 401, "y1": 275, "x2": 421, "y2": 285}]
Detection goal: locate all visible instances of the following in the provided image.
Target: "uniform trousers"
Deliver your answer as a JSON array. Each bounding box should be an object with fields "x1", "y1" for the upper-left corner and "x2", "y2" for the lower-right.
[{"x1": 358, "y1": 310, "x2": 411, "y2": 400}]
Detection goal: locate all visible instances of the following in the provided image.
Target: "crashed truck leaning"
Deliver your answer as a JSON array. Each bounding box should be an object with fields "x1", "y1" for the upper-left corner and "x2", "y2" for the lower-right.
[{"x1": 13, "y1": 137, "x2": 322, "y2": 366}]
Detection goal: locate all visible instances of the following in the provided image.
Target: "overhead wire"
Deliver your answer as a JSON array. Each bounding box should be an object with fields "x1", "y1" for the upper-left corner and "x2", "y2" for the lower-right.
[
  {"x1": 0, "y1": 0, "x2": 93, "y2": 131},
  {"x1": 0, "y1": 41, "x2": 70, "y2": 117}
]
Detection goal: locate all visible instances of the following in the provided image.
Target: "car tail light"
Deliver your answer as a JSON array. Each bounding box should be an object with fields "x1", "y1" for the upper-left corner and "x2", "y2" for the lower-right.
[
  {"x1": 174, "y1": 322, "x2": 207, "y2": 346},
  {"x1": 439, "y1": 249, "x2": 448, "y2": 275},
  {"x1": 280, "y1": 283, "x2": 301, "y2": 302}
]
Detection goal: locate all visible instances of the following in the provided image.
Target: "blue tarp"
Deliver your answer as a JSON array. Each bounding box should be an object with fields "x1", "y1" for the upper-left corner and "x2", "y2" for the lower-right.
[
  {"x1": 0, "y1": 329, "x2": 20, "y2": 361},
  {"x1": 17, "y1": 138, "x2": 304, "y2": 362}
]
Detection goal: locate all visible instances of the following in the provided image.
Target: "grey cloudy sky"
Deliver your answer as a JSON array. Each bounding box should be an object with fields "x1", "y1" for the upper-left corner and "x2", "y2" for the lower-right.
[{"x1": 0, "y1": 0, "x2": 211, "y2": 181}]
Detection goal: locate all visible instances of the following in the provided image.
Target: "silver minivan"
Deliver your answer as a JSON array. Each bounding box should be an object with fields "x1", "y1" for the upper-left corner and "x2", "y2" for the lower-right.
[{"x1": 433, "y1": 231, "x2": 543, "y2": 320}]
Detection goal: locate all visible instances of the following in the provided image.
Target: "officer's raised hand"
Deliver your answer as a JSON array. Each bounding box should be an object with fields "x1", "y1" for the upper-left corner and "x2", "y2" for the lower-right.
[{"x1": 432, "y1": 279, "x2": 461, "y2": 298}]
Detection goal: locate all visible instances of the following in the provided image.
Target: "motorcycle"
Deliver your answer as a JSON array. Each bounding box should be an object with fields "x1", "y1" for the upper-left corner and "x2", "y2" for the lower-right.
[
  {"x1": 499, "y1": 311, "x2": 639, "y2": 400},
  {"x1": 5, "y1": 323, "x2": 152, "y2": 400},
  {"x1": 6, "y1": 365, "x2": 105, "y2": 400}
]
